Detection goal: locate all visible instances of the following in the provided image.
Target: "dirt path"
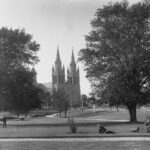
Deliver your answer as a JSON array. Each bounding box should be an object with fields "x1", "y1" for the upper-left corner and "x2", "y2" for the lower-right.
[{"x1": 0, "y1": 137, "x2": 150, "y2": 142}]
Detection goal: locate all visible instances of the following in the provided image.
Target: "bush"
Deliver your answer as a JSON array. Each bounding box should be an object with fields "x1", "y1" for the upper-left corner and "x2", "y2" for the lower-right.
[{"x1": 67, "y1": 118, "x2": 77, "y2": 133}]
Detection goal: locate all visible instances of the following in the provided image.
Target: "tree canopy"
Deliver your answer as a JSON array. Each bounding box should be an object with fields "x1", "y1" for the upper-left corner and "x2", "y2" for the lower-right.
[
  {"x1": 0, "y1": 27, "x2": 41, "y2": 114},
  {"x1": 78, "y1": 0, "x2": 150, "y2": 122},
  {"x1": 0, "y1": 27, "x2": 39, "y2": 92},
  {"x1": 2, "y1": 67, "x2": 42, "y2": 115}
]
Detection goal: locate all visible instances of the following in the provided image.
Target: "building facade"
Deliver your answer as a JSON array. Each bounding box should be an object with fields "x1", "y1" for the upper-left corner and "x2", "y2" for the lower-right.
[{"x1": 52, "y1": 47, "x2": 81, "y2": 107}]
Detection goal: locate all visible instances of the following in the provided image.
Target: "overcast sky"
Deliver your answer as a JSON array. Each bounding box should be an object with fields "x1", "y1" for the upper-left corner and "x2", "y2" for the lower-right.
[{"x1": 0, "y1": 0, "x2": 140, "y2": 95}]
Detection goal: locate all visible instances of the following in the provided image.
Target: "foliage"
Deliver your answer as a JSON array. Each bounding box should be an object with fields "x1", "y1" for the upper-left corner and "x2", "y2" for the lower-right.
[
  {"x1": 35, "y1": 84, "x2": 52, "y2": 109},
  {"x1": 78, "y1": 1, "x2": 150, "y2": 122},
  {"x1": 0, "y1": 27, "x2": 40, "y2": 114},
  {"x1": 53, "y1": 88, "x2": 70, "y2": 117},
  {"x1": 81, "y1": 94, "x2": 88, "y2": 102},
  {"x1": 0, "y1": 27, "x2": 40, "y2": 97},
  {"x1": 43, "y1": 91, "x2": 52, "y2": 109},
  {"x1": 81, "y1": 94, "x2": 88, "y2": 108},
  {"x1": 0, "y1": 67, "x2": 42, "y2": 115},
  {"x1": 67, "y1": 118, "x2": 77, "y2": 133}
]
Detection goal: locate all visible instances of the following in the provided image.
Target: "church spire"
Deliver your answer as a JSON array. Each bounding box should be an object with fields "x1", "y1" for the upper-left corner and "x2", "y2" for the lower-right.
[
  {"x1": 71, "y1": 48, "x2": 75, "y2": 63},
  {"x1": 56, "y1": 45, "x2": 61, "y2": 62}
]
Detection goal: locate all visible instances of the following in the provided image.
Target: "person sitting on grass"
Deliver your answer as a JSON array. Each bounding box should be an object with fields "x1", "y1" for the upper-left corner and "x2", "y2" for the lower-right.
[
  {"x1": 97, "y1": 124, "x2": 115, "y2": 134},
  {"x1": 97, "y1": 124, "x2": 106, "y2": 133},
  {"x1": 132, "y1": 119, "x2": 150, "y2": 133}
]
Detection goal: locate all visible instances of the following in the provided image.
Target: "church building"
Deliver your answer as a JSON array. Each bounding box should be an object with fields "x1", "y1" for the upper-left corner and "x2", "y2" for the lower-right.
[{"x1": 52, "y1": 47, "x2": 81, "y2": 107}]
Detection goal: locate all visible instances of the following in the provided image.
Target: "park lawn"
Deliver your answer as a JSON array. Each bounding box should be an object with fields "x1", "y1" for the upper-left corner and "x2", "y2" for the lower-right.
[
  {"x1": 0, "y1": 109, "x2": 148, "y2": 137},
  {"x1": 0, "y1": 108, "x2": 149, "y2": 123},
  {"x1": 61, "y1": 108, "x2": 149, "y2": 122},
  {"x1": 0, "y1": 122, "x2": 148, "y2": 138}
]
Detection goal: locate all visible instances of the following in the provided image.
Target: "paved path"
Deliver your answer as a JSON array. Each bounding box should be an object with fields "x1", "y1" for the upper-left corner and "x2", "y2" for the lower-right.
[{"x1": 0, "y1": 137, "x2": 150, "y2": 142}]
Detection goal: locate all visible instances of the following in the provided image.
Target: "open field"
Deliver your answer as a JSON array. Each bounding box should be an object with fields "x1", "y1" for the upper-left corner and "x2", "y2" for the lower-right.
[
  {"x1": 0, "y1": 124, "x2": 147, "y2": 138},
  {"x1": 0, "y1": 110, "x2": 149, "y2": 150},
  {"x1": 0, "y1": 109, "x2": 148, "y2": 137},
  {"x1": 1, "y1": 109, "x2": 149, "y2": 126}
]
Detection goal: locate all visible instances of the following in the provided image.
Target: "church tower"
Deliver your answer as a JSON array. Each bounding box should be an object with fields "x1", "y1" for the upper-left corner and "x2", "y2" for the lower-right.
[
  {"x1": 52, "y1": 46, "x2": 65, "y2": 91},
  {"x1": 52, "y1": 47, "x2": 81, "y2": 108},
  {"x1": 67, "y1": 49, "x2": 81, "y2": 107}
]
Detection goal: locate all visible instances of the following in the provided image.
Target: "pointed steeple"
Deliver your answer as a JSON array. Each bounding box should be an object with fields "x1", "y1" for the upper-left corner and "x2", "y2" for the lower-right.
[
  {"x1": 71, "y1": 48, "x2": 75, "y2": 63},
  {"x1": 56, "y1": 45, "x2": 61, "y2": 63}
]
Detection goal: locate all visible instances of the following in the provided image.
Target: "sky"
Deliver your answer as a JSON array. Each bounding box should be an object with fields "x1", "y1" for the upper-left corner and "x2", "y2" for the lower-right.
[{"x1": 0, "y1": 0, "x2": 140, "y2": 95}]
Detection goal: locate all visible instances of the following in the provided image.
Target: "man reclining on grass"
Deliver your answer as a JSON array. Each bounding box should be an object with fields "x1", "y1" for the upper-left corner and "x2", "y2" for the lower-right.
[{"x1": 97, "y1": 124, "x2": 115, "y2": 134}]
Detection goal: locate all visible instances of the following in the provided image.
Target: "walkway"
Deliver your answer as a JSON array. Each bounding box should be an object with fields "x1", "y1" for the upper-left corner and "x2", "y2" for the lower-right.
[{"x1": 0, "y1": 137, "x2": 150, "y2": 142}]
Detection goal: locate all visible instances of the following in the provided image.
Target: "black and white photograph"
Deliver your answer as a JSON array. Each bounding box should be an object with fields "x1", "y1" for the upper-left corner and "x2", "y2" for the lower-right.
[{"x1": 0, "y1": 0, "x2": 150, "y2": 149}]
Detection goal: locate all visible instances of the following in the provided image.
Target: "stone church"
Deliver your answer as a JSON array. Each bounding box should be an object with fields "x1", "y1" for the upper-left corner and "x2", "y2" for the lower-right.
[{"x1": 52, "y1": 47, "x2": 81, "y2": 107}]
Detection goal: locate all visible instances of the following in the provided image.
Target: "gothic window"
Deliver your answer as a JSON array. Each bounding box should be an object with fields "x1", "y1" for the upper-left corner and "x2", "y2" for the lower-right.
[
  {"x1": 53, "y1": 76, "x2": 57, "y2": 84},
  {"x1": 59, "y1": 75, "x2": 64, "y2": 84},
  {"x1": 59, "y1": 76, "x2": 61, "y2": 83},
  {"x1": 61, "y1": 76, "x2": 63, "y2": 83},
  {"x1": 61, "y1": 76, "x2": 64, "y2": 83}
]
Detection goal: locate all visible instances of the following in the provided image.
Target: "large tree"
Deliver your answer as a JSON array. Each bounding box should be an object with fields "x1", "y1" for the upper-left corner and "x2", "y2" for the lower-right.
[
  {"x1": 2, "y1": 67, "x2": 43, "y2": 117},
  {"x1": 78, "y1": 0, "x2": 150, "y2": 122},
  {"x1": 0, "y1": 27, "x2": 40, "y2": 112},
  {"x1": 0, "y1": 27, "x2": 39, "y2": 95}
]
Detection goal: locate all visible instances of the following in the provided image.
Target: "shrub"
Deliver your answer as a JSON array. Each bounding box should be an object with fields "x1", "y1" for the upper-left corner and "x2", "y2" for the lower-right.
[{"x1": 68, "y1": 118, "x2": 77, "y2": 133}]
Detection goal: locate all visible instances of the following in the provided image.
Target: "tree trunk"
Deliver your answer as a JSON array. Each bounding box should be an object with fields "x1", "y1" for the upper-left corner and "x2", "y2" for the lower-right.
[{"x1": 127, "y1": 103, "x2": 137, "y2": 122}]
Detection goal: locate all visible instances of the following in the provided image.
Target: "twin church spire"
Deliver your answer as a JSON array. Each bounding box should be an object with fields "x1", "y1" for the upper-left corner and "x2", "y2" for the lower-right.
[
  {"x1": 55, "y1": 45, "x2": 75, "y2": 64},
  {"x1": 52, "y1": 46, "x2": 79, "y2": 86},
  {"x1": 52, "y1": 46, "x2": 81, "y2": 107}
]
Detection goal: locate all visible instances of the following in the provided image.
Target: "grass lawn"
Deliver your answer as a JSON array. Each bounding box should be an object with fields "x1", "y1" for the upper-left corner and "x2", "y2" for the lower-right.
[
  {"x1": 0, "y1": 124, "x2": 146, "y2": 138},
  {"x1": 0, "y1": 109, "x2": 149, "y2": 149},
  {"x1": 0, "y1": 109, "x2": 148, "y2": 137}
]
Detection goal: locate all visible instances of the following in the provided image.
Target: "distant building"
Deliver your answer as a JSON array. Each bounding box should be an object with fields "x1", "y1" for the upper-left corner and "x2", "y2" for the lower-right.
[
  {"x1": 52, "y1": 47, "x2": 81, "y2": 107},
  {"x1": 31, "y1": 68, "x2": 49, "y2": 93}
]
